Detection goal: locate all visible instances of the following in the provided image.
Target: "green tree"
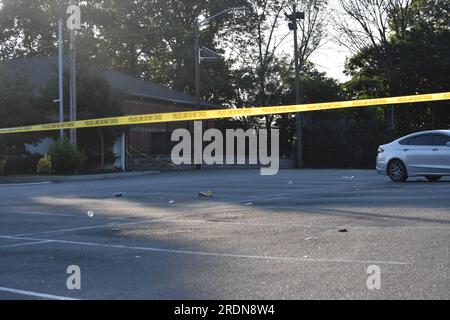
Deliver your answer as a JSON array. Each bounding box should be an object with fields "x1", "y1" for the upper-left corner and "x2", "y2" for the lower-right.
[
  {"x1": 0, "y1": 69, "x2": 47, "y2": 154},
  {"x1": 49, "y1": 137, "x2": 84, "y2": 174},
  {"x1": 215, "y1": 0, "x2": 330, "y2": 141},
  {"x1": 0, "y1": 136, "x2": 7, "y2": 175},
  {"x1": 0, "y1": 0, "x2": 241, "y2": 105},
  {"x1": 345, "y1": 0, "x2": 450, "y2": 134},
  {"x1": 0, "y1": 0, "x2": 64, "y2": 60},
  {"x1": 276, "y1": 65, "x2": 344, "y2": 158},
  {"x1": 40, "y1": 64, "x2": 124, "y2": 169},
  {"x1": 76, "y1": 66, "x2": 124, "y2": 168}
]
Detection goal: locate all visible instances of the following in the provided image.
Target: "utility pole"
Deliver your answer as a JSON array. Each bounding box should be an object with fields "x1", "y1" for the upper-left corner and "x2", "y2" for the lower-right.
[
  {"x1": 286, "y1": 5, "x2": 305, "y2": 168},
  {"x1": 58, "y1": 19, "x2": 64, "y2": 139},
  {"x1": 68, "y1": 0, "x2": 79, "y2": 146},
  {"x1": 194, "y1": 18, "x2": 201, "y2": 108}
]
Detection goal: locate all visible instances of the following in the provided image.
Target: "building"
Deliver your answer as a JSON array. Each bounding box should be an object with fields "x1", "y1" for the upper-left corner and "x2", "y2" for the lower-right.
[{"x1": 0, "y1": 56, "x2": 219, "y2": 170}]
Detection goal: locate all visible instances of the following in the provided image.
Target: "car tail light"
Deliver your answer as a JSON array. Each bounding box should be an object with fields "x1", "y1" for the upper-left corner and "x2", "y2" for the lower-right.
[{"x1": 378, "y1": 147, "x2": 384, "y2": 154}]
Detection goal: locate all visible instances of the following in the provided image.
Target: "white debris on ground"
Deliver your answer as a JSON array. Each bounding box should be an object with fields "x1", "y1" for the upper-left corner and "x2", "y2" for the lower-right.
[{"x1": 199, "y1": 191, "x2": 213, "y2": 198}]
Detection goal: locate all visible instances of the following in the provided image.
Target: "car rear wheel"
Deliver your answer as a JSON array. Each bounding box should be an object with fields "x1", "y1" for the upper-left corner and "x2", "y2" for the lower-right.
[
  {"x1": 425, "y1": 176, "x2": 442, "y2": 182},
  {"x1": 388, "y1": 159, "x2": 408, "y2": 182}
]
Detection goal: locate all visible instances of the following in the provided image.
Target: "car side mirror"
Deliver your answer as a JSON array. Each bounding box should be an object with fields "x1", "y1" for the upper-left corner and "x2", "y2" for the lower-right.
[{"x1": 447, "y1": 142, "x2": 450, "y2": 147}]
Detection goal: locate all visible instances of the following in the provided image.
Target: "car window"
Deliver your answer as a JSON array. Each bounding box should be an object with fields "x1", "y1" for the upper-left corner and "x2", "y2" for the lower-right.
[
  {"x1": 432, "y1": 134, "x2": 450, "y2": 146},
  {"x1": 406, "y1": 134, "x2": 432, "y2": 146},
  {"x1": 399, "y1": 138, "x2": 410, "y2": 145}
]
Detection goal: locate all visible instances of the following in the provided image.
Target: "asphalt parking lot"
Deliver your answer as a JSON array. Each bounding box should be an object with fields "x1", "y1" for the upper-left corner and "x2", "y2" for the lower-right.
[{"x1": 0, "y1": 169, "x2": 449, "y2": 300}]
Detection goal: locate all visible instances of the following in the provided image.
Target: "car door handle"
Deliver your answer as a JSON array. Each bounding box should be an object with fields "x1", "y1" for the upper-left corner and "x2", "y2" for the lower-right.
[
  {"x1": 403, "y1": 149, "x2": 410, "y2": 152},
  {"x1": 432, "y1": 148, "x2": 439, "y2": 152}
]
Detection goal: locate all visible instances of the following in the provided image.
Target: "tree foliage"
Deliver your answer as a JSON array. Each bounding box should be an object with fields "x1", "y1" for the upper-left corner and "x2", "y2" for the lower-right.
[
  {"x1": 344, "y1": 0, "x2": 450, "y2": 133},
  {"x1": 39, "y1": 63, "x2": 125, "y2": 168},
  {"x1": 0, "y1": 67, "x2": 47, "y2": 156},
  {"x1": 49, "y1": 137, "x2": 84, "y2": 174}
]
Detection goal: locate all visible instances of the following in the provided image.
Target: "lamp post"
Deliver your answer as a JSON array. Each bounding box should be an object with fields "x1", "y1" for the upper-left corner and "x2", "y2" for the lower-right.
[
  {"x1": 58, "y1": 19, "x2": 64, "y2": 139},
  {"x1": 194, "y1": 6, "x2": 248, "y2": 107},
  {"x1": 286, "y1": 4, "x2": 305, "y2": 168},
  {"x1": 67, "y1": 1, "x2": 81, "y2": 145}
]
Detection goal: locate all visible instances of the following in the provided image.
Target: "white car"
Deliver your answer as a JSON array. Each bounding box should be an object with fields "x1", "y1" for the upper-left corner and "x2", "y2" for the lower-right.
[{"x1": 377, "y1": 130, "x2": 450, "y2": 182}]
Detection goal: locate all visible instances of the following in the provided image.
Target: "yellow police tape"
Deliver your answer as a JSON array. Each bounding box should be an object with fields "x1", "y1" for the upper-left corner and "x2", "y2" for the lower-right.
[{"x1": 1, "y1": 92, "x2": 449, "y2": 135}]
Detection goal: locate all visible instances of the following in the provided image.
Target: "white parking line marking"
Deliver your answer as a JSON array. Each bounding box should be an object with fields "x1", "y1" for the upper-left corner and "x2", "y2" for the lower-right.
[
  {"x1": 0, "y1": 287, "x2": 80, "y2": 300},
  {"x1": 0, "y1": 235, "x2": 409, "y2": 266},
  {"x1": 14, "y1": 222, "x2": 130, "y2": 237},
  {"x1": 0, "y1": 209, "x2": 80, "y2": 218},
  {"x1": 6, "y1": 206, "x2": 448, "y2": 238},
  {"x1": 0, "y1": 240, "x2": 54, "y2": 249},
  {"x1": 0, "y1": 182, "x2": 52, "y2": 187},
  {"x1": 11, "y1": 212, "x2": 195, "y2": 237},
  {"x1": 147, "y1": 218, "x2": 450, "y2": 230},
  {"x1": 0, "y1": 209, "x2": 148, "y2": 222}
]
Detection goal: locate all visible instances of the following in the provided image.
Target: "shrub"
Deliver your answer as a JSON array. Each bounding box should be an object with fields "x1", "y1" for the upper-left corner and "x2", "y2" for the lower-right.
[
  {"x1": 48, "y1": 138, "x2": 84, "y2": 174},
  {"x1": 36, "y1": 154, "x2": 52, "y2": 175},
  {"x1": 3, "y1": 153, "x2": 42, "y2": 175},
  {"x1": 0, "y1": 137, "x2": 6, "y2": 175},
  {"x1": 0, "y1": 157, "x2": 6, "y2": 175}
]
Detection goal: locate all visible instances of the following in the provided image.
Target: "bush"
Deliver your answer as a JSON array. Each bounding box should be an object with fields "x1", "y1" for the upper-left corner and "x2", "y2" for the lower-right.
[
  {"x1": 2, "y1": 153, "x2": 42, "y2": 175},
  {"x1": 0, "y1": 137, "x2": 6, "y2": 175},
  {"x1": 0, "y1": 157, "x2": 6, "y2": 175},
  {"x1": 49, "y1": 138, "x2": 84, "y2": 174},
  {"x1": 36, "y1": 154, "x2": 52, "y2": 175}
]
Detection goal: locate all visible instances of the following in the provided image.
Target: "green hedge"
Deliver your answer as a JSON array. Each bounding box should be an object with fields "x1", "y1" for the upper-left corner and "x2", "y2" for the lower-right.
[{"x1": 49, "y1": 138, "x2": 85, "y2": 174}]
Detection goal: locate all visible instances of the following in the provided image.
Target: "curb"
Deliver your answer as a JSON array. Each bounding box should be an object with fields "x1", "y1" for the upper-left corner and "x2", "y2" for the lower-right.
[{"x1": 0, "y1": 171, "x2": 160, "y2": 184}]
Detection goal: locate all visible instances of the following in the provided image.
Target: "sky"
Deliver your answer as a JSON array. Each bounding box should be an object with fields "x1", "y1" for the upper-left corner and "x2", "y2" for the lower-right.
[
  {"x1": 307, "y1": 39, "x2": 352, "y2": 82},
  {"x1": 279, "y1": 0, "x2": 353, "y2": 82},
  {"x1": 305, "y1": 0, "x2": 353, "y2": 82},
  {"x1": 280, "y1": 29, "x2": 352, "y2": 83}
]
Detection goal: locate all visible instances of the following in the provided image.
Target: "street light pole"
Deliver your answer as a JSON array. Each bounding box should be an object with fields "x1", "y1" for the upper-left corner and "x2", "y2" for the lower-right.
[
  {"x1": 194, "y1": 18, "x2": 201, "y2": 107},
  {"x1": 58, "y1": 19, "x2": 64, "y2": 139},
  {"x1": 69, "y1": 0, "x2": 77, "y2": 146},
  {"x1": 293, "y1": 8, "x2": 301, "y2": 108},
  {"x1": 194, "y1": 6, "x2": 248, "y2": 108},
  {"x1": 286, "y1": 5, "x2": 305, "y2": 168},
  {"x1": 293, "y1": 7, "x2": 302, "y2": 169}
]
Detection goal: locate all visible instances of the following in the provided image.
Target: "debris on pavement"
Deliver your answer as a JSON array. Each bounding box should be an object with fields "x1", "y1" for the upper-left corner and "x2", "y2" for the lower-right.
[
  {"x1": 87, "y1": 211, "x2": 95, "y2": 218},
  {"x1": 169, "y1": 200, "x2": 175, "y2": 204},
  {"x1": 305, "y1": 236, "x2": 317, "y2": 241},
  {"x1": 339, "y1": 229, "x2": 348, "y2": 233},
  {"x1": 199, "y1": 191, "x2": 213, "y2": 198}
]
